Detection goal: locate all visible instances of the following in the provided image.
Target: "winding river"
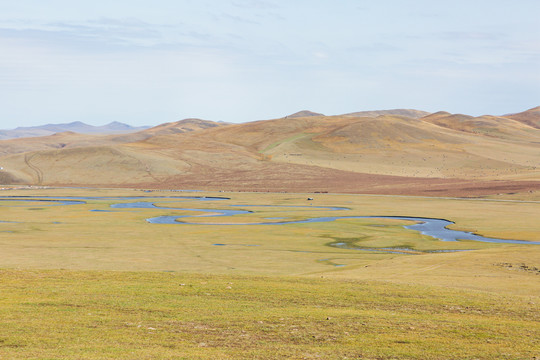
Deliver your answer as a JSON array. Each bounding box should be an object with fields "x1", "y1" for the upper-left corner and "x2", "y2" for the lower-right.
[{"x1": 1, "y1": 196, "x2": 539, "y2": 245}]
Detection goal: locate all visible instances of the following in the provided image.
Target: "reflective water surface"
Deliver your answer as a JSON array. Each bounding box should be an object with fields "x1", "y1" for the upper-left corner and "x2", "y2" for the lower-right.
[{"x1": 1, "y1": 195, "x2": 538, "y2": 245}]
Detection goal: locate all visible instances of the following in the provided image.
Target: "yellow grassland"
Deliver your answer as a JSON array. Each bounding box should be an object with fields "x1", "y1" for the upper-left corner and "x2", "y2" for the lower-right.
[
  {"x1": 0, "y1": 187, "x2": 539, "y2": 359},
  {"x1": 0, "y1": 187, "x2": 538, "y2": 293}
]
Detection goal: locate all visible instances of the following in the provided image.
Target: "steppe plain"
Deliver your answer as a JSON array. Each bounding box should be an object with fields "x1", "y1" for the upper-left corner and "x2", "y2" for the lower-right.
[{"x1": 0, "y1": 107, "x2": 539, "y2": 359}]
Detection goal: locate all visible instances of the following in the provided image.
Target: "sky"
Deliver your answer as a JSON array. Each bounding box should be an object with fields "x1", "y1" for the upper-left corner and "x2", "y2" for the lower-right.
[{"x1": 0, "y1": 0, "x2": 539, "y2": 128}]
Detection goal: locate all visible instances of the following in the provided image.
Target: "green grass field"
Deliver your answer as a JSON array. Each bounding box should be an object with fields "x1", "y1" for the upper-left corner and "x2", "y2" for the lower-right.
[
  {"x1": 0, "y1": 187, "x2": 539, "y2": 359},
  {"x1": 1, "y1": 270, "x2": 538, "y2": 359}
]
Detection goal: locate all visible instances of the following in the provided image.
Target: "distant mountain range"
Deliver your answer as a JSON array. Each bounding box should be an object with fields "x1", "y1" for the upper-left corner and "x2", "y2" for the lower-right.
[
  {"x1": 343, "y1": 109, "x2": 431, "y2": 118},
  {"x1": 4, "y1": 107, "x2": 537, "y2": 140},
  {"x1": 284, "y1": 109, "x2": 430, "y2": 119},
  {"x1": 0, "y1": 121, "x2": 150, "y2": 140}
]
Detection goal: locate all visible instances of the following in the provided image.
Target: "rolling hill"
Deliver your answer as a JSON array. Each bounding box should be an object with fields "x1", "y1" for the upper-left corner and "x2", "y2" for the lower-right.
[
  {"x1": 505, "y1": 106, "x2": 540, "y2": 128},
  {"x1": 0, "y1": 119, "x2": 225, "y2": 157},
  {"x1": 140, "y1": 118, "x2": 224, "y2": 136},
  {"x1": 0, "y1": 108, "x2": 538, "y2": 196}
]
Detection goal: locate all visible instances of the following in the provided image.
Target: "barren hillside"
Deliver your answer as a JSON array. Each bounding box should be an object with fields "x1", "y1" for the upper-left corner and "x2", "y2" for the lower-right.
[
  {"x1": 0, "y1": 108, "x2": 538, "y2": 196},
  {"x1": 505, "y1": 106, "x2": 540, "y2": 128}
]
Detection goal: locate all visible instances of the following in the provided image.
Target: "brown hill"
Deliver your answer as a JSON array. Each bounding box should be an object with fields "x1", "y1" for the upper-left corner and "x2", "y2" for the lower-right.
[
  {"x1": 421, "y1": 111, "x2": 540, "y2": 141},
  {"x1": 0, "y1": 119, "x2": 223, "y2": 157},
  {"x1": 505, "y1": 106, "x2": 540, "y2": 128},
  {"x1": 285, "y1": 110, "x2": 325, "y2": 118},
  {"x1": 1, "y1": 108, "x2": 538, "y2": 197},
  {"x1": 140, "y1": 118, "x2": 224, "y2": 136},
  {"x1": 0, "y1": 131, "x2": 129, "y2": 157},
  {"x1": 248, "y1": 114, "x2": 539, "y2": 180}
]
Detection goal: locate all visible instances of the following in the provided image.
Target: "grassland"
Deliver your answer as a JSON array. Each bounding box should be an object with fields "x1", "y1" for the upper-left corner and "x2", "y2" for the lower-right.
[
  {"x1": 0, "y1": 187, "x2": 539, "y2": 358},
  {"x1": 1, "y1": 270, "x2": 538, "y2": 359}
]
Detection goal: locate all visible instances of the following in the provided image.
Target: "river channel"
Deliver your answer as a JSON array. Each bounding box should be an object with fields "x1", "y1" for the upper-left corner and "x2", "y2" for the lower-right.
[{"x1": 1, "y1": 196, "x2": 539, "y2": 245}]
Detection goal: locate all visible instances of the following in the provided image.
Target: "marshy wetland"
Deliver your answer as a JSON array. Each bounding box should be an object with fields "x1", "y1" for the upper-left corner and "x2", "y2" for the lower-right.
[
  {"x1": 3, "y1": 193, "x2": 539, "y2": 246},
  {"x1": 0, "y1": 187, "x2": 539, "y2": 359}
]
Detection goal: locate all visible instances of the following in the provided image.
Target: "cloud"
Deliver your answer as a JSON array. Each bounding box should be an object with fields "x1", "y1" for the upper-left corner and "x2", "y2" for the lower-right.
[
  {"x1": 349, "y1": 42, "x2": 402, "y2": 53},
  {"x1": 0, "y1": 17, "x2": 223, "y2": 53},
  {"x1": 231, "y1": 0, "x2": 278, "y2": 10},
  {"x1": 313, "y1": 51, "x2": 328, "y2": 59},
  {"x1": 0, "y1": 19, "x2": 160, "y2": 50},
  {"x1": 436, "y1": 31, "x2": 505, "y2": 42},
  {"x1": 218, "y1": 12, "x2": 260, "y2": 25}
]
